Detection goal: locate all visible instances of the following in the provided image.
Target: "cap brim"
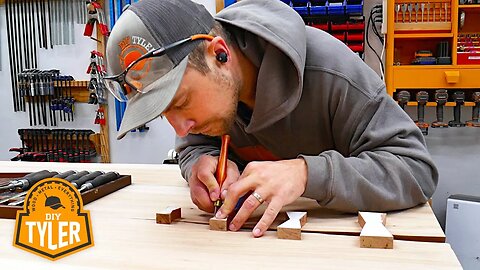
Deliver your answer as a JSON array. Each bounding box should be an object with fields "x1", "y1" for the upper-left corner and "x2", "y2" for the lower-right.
[{"x1": 117, "y1": 56, "x2": 189, "y2": 139}]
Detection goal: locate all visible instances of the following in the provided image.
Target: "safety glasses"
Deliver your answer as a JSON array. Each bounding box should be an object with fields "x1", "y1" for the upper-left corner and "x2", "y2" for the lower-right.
[{"x1": 104, "y1": 34, "x2": 214, "y2": 102}]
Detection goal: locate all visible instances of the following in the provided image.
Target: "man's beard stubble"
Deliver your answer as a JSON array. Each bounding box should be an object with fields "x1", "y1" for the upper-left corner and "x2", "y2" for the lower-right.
[{"x1": 204, "y1": 72, "x2": 241, "y2": 137}]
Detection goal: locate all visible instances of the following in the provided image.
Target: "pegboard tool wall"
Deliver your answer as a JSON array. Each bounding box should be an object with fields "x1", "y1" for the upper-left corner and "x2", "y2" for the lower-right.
[{"x1": 0, "y1": 1, "x2": 219, "y2": 163}]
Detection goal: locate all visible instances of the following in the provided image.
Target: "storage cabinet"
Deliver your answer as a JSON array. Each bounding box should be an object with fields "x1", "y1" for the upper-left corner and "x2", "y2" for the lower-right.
[{"x1": 386, "y1": 0, "x2": 480, "y2": 106}]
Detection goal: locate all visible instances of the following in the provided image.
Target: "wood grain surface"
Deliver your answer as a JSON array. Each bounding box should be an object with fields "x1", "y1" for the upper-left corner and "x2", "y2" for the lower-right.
[{"x1": 0, "y1": 161, "x2": 459, "y2": 269}]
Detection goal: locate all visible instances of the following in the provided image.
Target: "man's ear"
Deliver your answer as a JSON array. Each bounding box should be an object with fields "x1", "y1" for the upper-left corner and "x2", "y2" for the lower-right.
[{"x1": 206, "y1": 36, "x2": 230, "y2": 64}]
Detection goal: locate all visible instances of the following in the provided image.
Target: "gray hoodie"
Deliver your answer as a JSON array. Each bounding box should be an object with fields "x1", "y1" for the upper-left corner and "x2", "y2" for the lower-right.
[{"x1": 176, "y1": 0, "x2": 438, "y2": 213}]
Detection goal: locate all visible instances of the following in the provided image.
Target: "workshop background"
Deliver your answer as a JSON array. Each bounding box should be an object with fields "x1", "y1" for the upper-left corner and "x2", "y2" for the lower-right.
[{"x1": 0, "y1": 0, "x2": 479, "y2": 231}]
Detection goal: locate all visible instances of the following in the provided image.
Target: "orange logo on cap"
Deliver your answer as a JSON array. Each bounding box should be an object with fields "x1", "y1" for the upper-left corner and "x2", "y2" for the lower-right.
[
  {"x1": 13, "y1": 178, "x2": 94, "y2": 260},
  {"x1": 118, "y1": 36, "x2": 153, "y2": 81}
]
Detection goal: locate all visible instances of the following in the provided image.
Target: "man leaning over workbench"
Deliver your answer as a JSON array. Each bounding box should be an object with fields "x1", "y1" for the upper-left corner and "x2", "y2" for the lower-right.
[{"x1": 104, "y1": 0, "x2": 438, "y2": 237}]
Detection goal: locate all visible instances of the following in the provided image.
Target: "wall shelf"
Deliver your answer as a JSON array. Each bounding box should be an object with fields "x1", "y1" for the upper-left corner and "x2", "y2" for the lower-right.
[
  {"x1": 394, "y1": 33, "x2": 454, "y2": 39},
  {"x1": 386, "y1": 0, "x2": 480, "y2": 105}
]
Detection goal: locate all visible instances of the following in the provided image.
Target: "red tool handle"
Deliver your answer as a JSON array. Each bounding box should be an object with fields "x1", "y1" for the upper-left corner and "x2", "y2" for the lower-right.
[
  {"x1": 84, "y1": 22, "x2": 95, "y2": 37},
  {"x1": 215, "y1": 134, "x2": 230, "y2": 189}
]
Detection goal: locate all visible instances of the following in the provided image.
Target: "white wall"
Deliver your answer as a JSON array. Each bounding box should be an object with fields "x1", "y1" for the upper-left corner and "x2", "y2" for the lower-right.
[
  {"x1": 0, "y1": 0, "x2": 215, "y2": 164},
  {"x1": 0, "y1": 6, "x2": 103, "y2": 162}
]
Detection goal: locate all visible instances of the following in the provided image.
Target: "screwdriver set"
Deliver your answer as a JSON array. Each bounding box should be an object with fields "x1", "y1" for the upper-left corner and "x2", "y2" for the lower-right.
[
  {"x1": 394, "y1": 1, "x2": 451, "y2": 26},
  {"x1": 0, "y1": 170, "x2": 131, "y2": 219},
  {"x1": 9, "y1": 129, "x2": 99, "y2": 163}
]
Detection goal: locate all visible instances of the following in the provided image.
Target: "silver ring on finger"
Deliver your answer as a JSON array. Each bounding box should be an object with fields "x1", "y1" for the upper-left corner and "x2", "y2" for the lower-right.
[{"x1": 252, "y1": 191, "x2": 264, "y2": 204}]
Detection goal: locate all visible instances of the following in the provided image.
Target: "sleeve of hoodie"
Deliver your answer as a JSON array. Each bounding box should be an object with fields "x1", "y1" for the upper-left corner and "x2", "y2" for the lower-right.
[
  {"x1": 300, "y1": 77, "x2": 438, "y2": 213},
  {"x1": 175, "y1": 135, "x2": 221, "y2": 181}
]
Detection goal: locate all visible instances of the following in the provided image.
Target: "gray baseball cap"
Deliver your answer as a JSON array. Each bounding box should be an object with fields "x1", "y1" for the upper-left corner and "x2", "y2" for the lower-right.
[{"x1": 106, "y1": 0, "x2": 214, "y2": 139}]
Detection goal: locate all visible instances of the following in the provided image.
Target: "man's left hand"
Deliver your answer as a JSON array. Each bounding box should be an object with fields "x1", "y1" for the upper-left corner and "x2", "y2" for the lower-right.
[{"x1": 215, "y1": 158, "x2": 308, "y2": 237}]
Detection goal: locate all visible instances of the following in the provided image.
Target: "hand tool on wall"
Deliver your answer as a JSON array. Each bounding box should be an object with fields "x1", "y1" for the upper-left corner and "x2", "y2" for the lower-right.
[
  {"x1": 449, "y1": 91, "x2": 466, "y2": 127},
  {"x1": 438, "y1": 3, "x2": 442, "y2": 22},
  {"x1": 64, "y1": 76, "x2": 76, "y2": 121},
  {"x1": 214, "y1": 135, "x2": 231, "y2": 214},
  {"x1": 431, "y1": 89, "x2": 449, "y2": 128},
  {"x1": 396, "y1": 90, "x2": 410, "y2": 111},
  {"x1": 407, "y1": 3, "x2": 413, "y2": 23},
  {"x1": 19, "y1": 69, "x2": 61, "y2": 126},
  {"x1": 95, "y1": 107, "x2": 106, "y2": 125},
  {"x1": 80, "y1": 130, "x2": 96, "y2": 163},
  {"x1": 6, "y1": 0, "x2": 18, "y2": 111},
  {"x1": 395, "y1": 4, "x2": 400, "y2": 22},
  {"x1": 47, "y1": 0, "x2": 53, "y2": 48},
  {"x1": 74, "y1": 130, "x2": 80, "y2": 162},
  {"x1": 8, "y1": 0, "x2": 22, "y2": 112},
  {"x1": 29, "y1": 0, "x2": 38, "y2": 68},
  {"x1": 466, "y1": 92, "x2": 480, "y2": 127},
  {"x1": 0, "y1": 170, "x2": 58, "y2": 192},
  {"x1": 415, "y1": 91, "x2": 429, "y2": 135},
  {"x1": 84, "y1": 0, "x2": 110, "y2": 40},
  {"x1": 426, "y1": 2, "x2": 431, "y2": 22},
  {"x1": 40, "y1": 0, "x2": 48, "y2": 48},
  {"x1": 46, "y1": 72, "x2": 56, "y2": 125},
  {"x1": 78, "y1": 172, "x2": 120, "y2": 192},
  {"x1": 421, "y1": 3, "x2": 425, "y2": 22},
  {"x1": 414, "y1": 3, "x2": 419, "y2": 23},
  {"x1": 444, "y1": 3, "x2": 448, "y2": 22},
  {"x1": 433, "y1": 2, "x2": 436, "y2": 22},
  {"x1": 86, "y1": 50, "x2": 107, "y2": 105}
]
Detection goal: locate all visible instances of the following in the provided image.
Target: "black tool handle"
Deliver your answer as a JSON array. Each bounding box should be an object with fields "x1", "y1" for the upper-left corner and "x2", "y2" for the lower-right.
[
  {"x1": 20, "y1": 170, "x2": 58, "y2": 190},
  {"x1": 473, "y1": 104, "x2": 480, "y2": 121},
  {"x1": 18, "y1": 169, "x2": 50, "y2": 180},
  {"x1": 52, "y1": 170, "x2": 76, "y2": 179},
  {"x1": 71, "y1": 171, "x2": 103, "y2": 188},
  {"x1": 454, "y1": 103, "x2": 461, "y2": 122},
  {"x1": 87, "y1": 172, "x2": 119, "y2": 187},
  {"x1": 418, "y1": 104, "x2": 425, "y2": 122},
  {"x1": 64, "y1": 170, "x2": 90, "y2": 182},
  {"x1": 436, "y1": 104, "x2": 444, "y2": 122}
]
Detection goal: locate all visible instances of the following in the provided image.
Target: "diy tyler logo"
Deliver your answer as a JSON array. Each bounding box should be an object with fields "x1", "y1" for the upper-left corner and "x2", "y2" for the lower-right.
[{"x1": 13, "y1": 178, "x2": 94, "y2": 260}]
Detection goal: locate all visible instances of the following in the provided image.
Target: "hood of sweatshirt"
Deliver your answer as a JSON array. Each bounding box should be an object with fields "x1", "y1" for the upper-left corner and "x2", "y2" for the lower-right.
[{"x1": 215, "y1": 0, "x2": 306, "y2": 133}]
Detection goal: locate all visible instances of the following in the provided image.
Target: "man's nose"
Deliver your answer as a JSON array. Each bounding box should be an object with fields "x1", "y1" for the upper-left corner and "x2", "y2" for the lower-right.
[{"x1": 166, "y1": 114, "x2": 195, "y2": 137}]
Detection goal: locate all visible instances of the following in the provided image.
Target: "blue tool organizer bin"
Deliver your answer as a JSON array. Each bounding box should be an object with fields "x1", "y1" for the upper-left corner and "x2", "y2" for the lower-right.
[
  {"x1": 291, "y1": 0, "x2": 309, "y2": 16},
  {"x1": 346, "y1": 0, "x2": 363, "y2": 15},
  {"x1": 328, "y1": 0, "x2": 345, "y2": 15},
  {"x1": 224, "y1": 0, "x2": 237, "y2": 8},
  {"x1": 280, "y1": 0, "x2": 363, "y2": 20},
  {"x1": 310, "y1": 0, "x2": 327, "y2": 15}
]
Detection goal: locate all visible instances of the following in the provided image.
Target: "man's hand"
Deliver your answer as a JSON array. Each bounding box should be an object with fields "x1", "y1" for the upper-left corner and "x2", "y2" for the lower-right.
[
  {"x1": 189, "y1": 154, "x2": 240, "y2": 213},
  {"x1": 215, "y1": 158, "x2": 308, "y2": 237}
]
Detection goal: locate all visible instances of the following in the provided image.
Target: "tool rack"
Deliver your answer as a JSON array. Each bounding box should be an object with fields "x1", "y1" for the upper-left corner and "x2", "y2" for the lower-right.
[
  {"x1": 13, "y1": 129, "x2": 101, "y2": 162},
  {"x1": 386, "y1": 0, "x2": 480, "y2": 106},
  {"x1": 282, "y1": 0, "x2": 365, "y2": 57},
  {"x1": 0, "y1": 172, "x2": 131, "y2": 219},
  {"x1": 1, "y1": 0, "x2": 111, "y2": 162}
]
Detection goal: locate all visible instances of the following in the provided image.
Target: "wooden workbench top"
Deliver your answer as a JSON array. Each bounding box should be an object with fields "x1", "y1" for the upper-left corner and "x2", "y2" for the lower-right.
[{"x1": 0, "y1": 161, "x2": 459, "y2": 269}]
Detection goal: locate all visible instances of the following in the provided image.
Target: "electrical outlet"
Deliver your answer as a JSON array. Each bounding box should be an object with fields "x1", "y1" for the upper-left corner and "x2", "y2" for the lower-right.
[{"x1": 381, "y1": 0, "x2": 388, "y2": 34}]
